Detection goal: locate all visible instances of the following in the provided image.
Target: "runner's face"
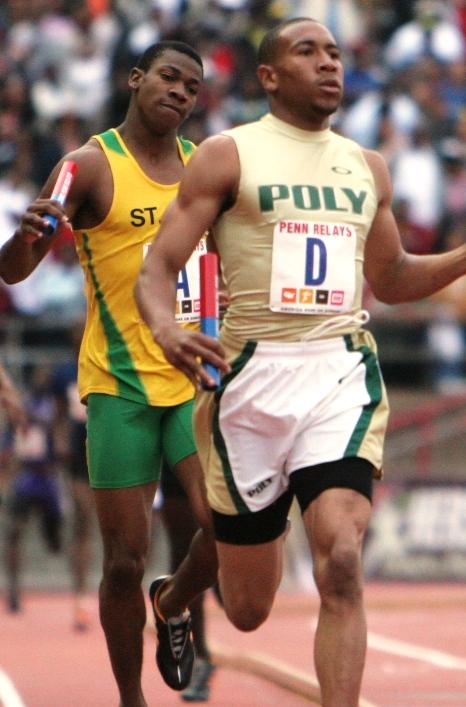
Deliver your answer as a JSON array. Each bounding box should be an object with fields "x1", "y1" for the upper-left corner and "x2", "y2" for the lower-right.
[
  {"x1": 131, "y1": 49, "x2": 202, "y2": 130},
  {"x1": 262, "y1": 21, "x2": 343, "y2": 124}
]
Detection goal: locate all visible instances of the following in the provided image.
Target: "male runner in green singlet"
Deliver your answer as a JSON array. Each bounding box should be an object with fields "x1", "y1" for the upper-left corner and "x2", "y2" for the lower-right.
[
  {"x1": 0, "y1": 42, "x2": 217, "y2": 707},
  {"x1": 136, "y1": 19, "x2": 466, "y2": 707}
]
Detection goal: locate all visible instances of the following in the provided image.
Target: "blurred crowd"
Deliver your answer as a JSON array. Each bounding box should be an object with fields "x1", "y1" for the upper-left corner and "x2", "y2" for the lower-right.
[{"x1": 0, "y1": 0, "x2": 464, "y2": 387}]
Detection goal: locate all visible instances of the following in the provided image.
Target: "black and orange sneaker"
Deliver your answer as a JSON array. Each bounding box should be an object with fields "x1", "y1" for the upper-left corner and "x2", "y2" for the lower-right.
[{"x1": 149, "y1": 576, "x2": 194, "y2": 691}]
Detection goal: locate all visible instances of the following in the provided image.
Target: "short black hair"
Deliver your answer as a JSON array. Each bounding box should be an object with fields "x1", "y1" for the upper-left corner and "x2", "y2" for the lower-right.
[
  {"x1": 136, "y1": 41, "x2": 203, "y2": 74},
  {"x1": 257, "y1": 17, "x2": 319, "y2": 65}
]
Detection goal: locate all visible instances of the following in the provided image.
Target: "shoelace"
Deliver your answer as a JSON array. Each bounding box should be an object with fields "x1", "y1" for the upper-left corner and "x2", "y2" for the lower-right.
[
  {"x1": 167, "y1": 616, "x2": 189, "y2": 660},
  {"x1": 299, "y1": 309, "x2": 370, "y2": 341}
]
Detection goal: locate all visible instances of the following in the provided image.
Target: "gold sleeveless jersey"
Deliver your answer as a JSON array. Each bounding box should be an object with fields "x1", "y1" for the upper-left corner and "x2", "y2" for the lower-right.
[
  {"x1": 214, "y1": 113, "x2": 378, "y2": 349},
  {"x1": 74, "y1": 128, "x2": 196, "y2": 406}
]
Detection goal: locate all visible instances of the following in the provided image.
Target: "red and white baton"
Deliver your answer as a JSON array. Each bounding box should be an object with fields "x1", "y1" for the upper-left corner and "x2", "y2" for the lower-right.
[
  {"x1": 200, "y1": 252, "x2": 220, "y2": 390},
  {"x1": 43, "y1": 160, "x2": 78, "y2": 236}
]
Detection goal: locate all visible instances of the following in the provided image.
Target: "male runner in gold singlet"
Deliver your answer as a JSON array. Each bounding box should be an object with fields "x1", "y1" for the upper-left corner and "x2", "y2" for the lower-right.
[
  {"x1": 136, "y1": 19, "x2": 466, "y2": 707},
  {"x1": 0, "y1": 41, "x2": 217, "y2": 707}
]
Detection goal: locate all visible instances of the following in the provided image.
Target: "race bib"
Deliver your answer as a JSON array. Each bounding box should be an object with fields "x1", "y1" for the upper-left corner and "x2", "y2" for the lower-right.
[
  {"x1": 269, "y1": 220, "x2": 356, "y2": 314},
  {"x1": 143, "y1": 238, "x2": 207, "y2": 323}
]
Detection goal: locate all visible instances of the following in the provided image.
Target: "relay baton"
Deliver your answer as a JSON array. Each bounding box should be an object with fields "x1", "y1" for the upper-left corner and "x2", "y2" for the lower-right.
[
  {"x1": 200, "y1": 252, "x2": 220, "y2": 391},
  {"x1": 42, "y1": 160, "x2": 78, "y2": 236}
]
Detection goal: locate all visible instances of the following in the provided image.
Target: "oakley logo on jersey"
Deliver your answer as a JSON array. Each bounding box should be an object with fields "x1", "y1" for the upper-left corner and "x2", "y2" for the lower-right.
[{"x1": 258, "y1": 184, "x2": 367, "y2": 214}]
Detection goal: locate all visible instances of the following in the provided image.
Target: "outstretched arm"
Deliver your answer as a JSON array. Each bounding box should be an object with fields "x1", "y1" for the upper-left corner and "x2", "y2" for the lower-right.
[
  {"x1": 364, "y1": 150, "x2": 466, "y2": 303},
  {"x1": 136, "y1": 134, "x2": 238, "y2": 389}
]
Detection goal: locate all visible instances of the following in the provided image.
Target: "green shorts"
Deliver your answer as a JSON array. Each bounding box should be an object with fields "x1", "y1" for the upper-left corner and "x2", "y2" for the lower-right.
[{"x1": 87, "y1": 393, "x2": 197, "y2": 489}]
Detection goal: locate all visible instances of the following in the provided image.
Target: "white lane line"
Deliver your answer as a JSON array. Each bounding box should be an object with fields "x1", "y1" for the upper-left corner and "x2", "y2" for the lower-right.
[
  {"x1": 368, "y1": 631, "x2": 466, "y2": 670},
  {"x1": 309, "y1": 617, "x2": 466, "y2": 671},
  {"x1": 0, "y1": 670, "x2": 27, "y2": 707}
]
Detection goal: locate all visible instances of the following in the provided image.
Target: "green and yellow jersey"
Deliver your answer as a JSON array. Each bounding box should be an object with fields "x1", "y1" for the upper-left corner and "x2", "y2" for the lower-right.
[{"x1": 74, "y1": 128, "x2": 198, "y2": 406}]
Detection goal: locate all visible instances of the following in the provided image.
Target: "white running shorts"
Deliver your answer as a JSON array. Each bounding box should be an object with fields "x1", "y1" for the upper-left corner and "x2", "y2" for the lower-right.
[{"x1": 194, "y1": 330, "x2": 388, "y2": 516}]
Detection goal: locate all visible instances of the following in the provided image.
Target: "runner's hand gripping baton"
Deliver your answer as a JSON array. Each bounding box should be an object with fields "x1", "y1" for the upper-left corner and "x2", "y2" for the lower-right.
[
  {"x1": 42, "y1": 160, "x2": 78, "y2": 236},
  {"x1": 200, "y1": 252, "x2": 220, "y2": 391}
]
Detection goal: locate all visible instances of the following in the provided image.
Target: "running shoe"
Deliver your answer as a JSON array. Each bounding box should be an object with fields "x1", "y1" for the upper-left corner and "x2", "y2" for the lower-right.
[
  {"x1": 149, "y1": 576, "x2": 194, "y2": 691},
  {"x1": 182, "y1": 657, "x2": 216, "y2": 702}
]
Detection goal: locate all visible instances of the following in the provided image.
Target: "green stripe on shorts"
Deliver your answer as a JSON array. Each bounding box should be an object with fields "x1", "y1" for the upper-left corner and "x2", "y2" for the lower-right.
[
  {"x1": 212, "y1": 341, "x2": 257, "y2": 513},
  {"x1": 343, "y1": 335, "x2": 383, "y2": 457}
]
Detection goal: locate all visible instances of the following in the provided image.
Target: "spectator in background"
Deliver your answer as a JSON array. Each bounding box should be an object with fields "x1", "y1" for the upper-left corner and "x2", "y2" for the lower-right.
[
  {"x1": 4, "y1": 226, "x2": 86, "y2": 321},
  {"x1": 455, "y1": 106, "x2": 466, "y2": 146},
  {"x1": 0, "y1": 166, "x2": 35, "y2": 250},
  {"x1": 3, "y1": 363, "x2": 62, "y2": 613},
  {"x1": 440, "y1": 58, "x2": 466, "y2": 122},
  {"x1": 391, "y1": 123, "x2": 444, "y2": 254},
  {"x1": 223, "y1": 72, "x2": 268, "y2": 127},
  {"x1": 384, "y1": 0, "x2": 465, "y2": 70},
  {"x1": 293, "y1": 0, "x2": 367, "y2": 52},
  {"x1": 342, "y1": 41, "x2": 386, "y2": 107},
  {"x1": 63, "y1": 34, "x2": 110, "y2": 132},
  {"x1": 4, "y1": 256, "x2": 51, "y2": 318},
  {"x1": 340, "y1": 79, "x2": 422, "y2": 150},
  {"x1": 427, "y1": 222, "x2": 466, "y2": 393},
  {"x1": 454, "y1": 0, "x2": 466, "y2": 38},
  {"x1": 0, "y1": 361, "x2": 27, "y2": 433},
  {"x1": 30, "y1": 63, "x2": 75, "y2": 126},
  {"x1": 37, "y1": 229, "x2": 86, "y2": 322},
  {"x1": 8, "y1": 3, "x2": 81, "y2": 81},
  {"x1": 30, "y1": 112, "x2": 89, "y2": 189},
  {"x1": 406, "y1": 59, "x2": 456, "y2": 141},
  {"x1": 0, "y1": 362, "x2": 27, "y2": 504},
  {"x1": 124, "y1": 3, "x2": 163, "y2": 57},
  {"x1": 437, "y1": 136, "x2": 466, "y2": 250}
]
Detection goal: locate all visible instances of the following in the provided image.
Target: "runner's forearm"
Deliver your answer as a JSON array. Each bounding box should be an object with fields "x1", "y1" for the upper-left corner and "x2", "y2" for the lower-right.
[{"x1": 0, "y1": 233, "x2": 45, "y2": 283}]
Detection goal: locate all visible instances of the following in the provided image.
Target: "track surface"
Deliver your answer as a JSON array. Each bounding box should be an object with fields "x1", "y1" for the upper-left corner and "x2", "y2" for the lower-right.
[{"x1": 1, "y1": 582, "x2": 465, "y2": 706}]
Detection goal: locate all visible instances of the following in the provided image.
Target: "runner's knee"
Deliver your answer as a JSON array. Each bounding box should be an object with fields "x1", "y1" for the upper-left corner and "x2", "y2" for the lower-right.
[
  {"x1": 222, "y1": 591, "x2": 272, "y2": 632},
  {"x1": 314, "y1": 542, "x2": 363, "y2": 605},
  {"x1": 102, "y1": 551, "x2": 146, "y2": 596}
]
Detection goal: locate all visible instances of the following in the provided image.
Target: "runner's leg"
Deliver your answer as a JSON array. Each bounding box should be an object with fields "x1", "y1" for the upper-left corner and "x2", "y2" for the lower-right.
[
  {"x1": 155, "y1": 452, "x2": 217, "y2": 617},
  {"x1": 94, "y1": 482, "x2": 156, "y2": 707},
  {"x1": 304, "y1": 486, "x2": 371, "y2": 707}
]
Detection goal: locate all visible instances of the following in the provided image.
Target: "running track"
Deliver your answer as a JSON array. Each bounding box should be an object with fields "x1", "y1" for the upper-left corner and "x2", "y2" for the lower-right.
[{"x1": 1, "y1": 582, "x2": 466, "y2": 706}]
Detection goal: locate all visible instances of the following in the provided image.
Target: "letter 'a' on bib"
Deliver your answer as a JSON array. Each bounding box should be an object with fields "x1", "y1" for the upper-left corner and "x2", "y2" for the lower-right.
[{"x1": 175, "y1": 238, "x2": 207, "y2": 323}]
